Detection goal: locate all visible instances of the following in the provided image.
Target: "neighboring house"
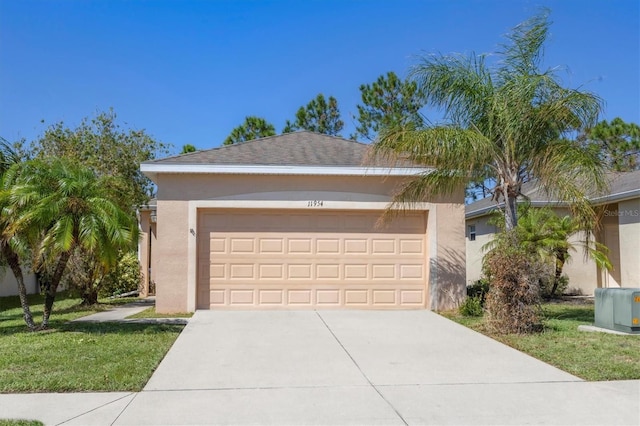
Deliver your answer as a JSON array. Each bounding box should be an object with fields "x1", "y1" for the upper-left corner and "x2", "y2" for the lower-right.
[
  {"x1": 0, "y1": 268, "x2": 38, "y2": 298},
  {"x1": 465, "y1": 170, "x2": 640, "y2": 295},
  {"x1": 139, "y1": 131, "x2": 466, "y2": 313}
]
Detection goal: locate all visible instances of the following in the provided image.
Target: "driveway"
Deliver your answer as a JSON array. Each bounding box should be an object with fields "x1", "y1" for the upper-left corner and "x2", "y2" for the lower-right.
[
  {"x1": 127, "y1": 310, "x2": 636, "y2": 425},
  {"x1": 2, "y1": 310, "x2": 638, "y2": 425}
]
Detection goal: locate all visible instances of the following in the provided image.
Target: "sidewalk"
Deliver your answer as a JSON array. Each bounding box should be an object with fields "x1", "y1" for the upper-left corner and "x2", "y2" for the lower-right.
[{"x1": 71, "y1": 297, "x2": 188, "y2": 325}]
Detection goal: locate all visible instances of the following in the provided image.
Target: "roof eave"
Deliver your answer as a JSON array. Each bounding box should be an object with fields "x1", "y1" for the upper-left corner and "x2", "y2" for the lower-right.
[{"x1": 140, "y1": 163, "x2": 432, "y2": 182}]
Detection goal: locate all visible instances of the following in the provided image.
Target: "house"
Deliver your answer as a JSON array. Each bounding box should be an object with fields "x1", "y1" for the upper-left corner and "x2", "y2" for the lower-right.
[
  {"x1": 139, "y1": 131, "x2": 466, "y2": 313},
  {"x1": 465, "y1": 170, "x2": 640, "y2": 295}
]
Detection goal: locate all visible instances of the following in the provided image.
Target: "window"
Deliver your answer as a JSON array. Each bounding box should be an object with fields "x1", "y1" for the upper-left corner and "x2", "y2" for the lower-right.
[{"x1": 468, "y1": 225, "x2": 476, "y2": 241}]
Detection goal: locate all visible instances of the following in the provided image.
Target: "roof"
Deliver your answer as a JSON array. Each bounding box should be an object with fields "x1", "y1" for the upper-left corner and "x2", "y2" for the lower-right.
[
  {"x1": 465, "y1": 169, "x2": 640, "y2": 219},
  {"x1": 141, "y1": 131, "x2": 428, "y2": 181},
  {"x1": 146, "y1": 132, "x2": 373, "y2": 166}
]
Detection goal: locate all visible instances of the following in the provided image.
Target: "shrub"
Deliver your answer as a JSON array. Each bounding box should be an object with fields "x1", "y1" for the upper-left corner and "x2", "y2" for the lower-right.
[
  {"x1": 483, "y1": 232, "x2": 543, "y2": 334},
  {"x1": 467, "y1": 278, "x2": 490, "y2": 306},
  {"x1": 99, "y1": 251, "x2": 142, "y2": 297},
  {"x1": 62, "y1": 249, "x2": 142, "y2": 303},
  {"x1": 540, "y1": 275, "x2": 569, "y2": 298},
  {"x1": 459, "y1": 296, "x2": 484, "y2": 317}
]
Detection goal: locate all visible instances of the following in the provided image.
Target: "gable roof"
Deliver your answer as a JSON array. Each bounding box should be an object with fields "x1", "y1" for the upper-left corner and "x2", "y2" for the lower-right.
[
  {"x1": 141, "y1": 131, "x2": 428, "y2": 181},
  {"x1": 465, "y1": 169, "x2": 640, "y2": 219}
]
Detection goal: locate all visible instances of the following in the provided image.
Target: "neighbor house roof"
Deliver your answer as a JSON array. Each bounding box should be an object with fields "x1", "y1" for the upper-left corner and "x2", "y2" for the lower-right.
[
  {"x1": 141, "y1": 131, "x2": 428, "y2": 181},
  {"x1": 465, "y1": 169, "x2": 640, "y2": 219}
]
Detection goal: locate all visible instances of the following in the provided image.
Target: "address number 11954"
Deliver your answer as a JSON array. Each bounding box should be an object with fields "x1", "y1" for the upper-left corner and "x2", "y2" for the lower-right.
[{"x1": 307, "y1": 200, "x2": 324, "y2": 207}]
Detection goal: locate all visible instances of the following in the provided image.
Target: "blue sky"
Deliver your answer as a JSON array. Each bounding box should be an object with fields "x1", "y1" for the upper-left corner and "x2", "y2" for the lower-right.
[{"x1": 1, "y1": 0, "x2": 638, "y2": 154}]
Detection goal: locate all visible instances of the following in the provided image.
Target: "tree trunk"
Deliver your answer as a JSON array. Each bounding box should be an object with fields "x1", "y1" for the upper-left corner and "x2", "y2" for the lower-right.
[
  {"x1": 504, "y1": 192, "x2": 518, "y2": 231},
  {"x1": 550, "y1": 250, "x2": 567, "y2": 297},
  {"x1": 1, "y1": 243, "x2": 36, "y2": 330},
  {"x1": 40, "y1": 251, "x2": 71, "y2": 329},
  {"x1": 81, "y1": 285, "x2": 99, "y2": 305}
]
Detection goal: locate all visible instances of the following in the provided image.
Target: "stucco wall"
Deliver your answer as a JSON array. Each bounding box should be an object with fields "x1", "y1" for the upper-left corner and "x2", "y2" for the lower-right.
[
  {"x1": 138, "y1": 210, "x2": 157, "y2": 297},
  {"x1": 431, "y1": 202, "x2": 466, "y2": 311},
  {"x1": 153, "y1": 173, "x2": 465, "y2": 313},
  {"x1": 0, "y1": 268, "x2": 38, "y2": 298},
  {"x1": 617, "y1": 198, "x2": 640, "y2": 287},
  {"x1": 155, "y1": 199, "x2": 190, "y2": 313},
  {"x1": 465, "y1": 215, "x2": 497, "y2": 284},
  {"x1": 599, "y1": 204, "x2": 622, "y2": 288}
]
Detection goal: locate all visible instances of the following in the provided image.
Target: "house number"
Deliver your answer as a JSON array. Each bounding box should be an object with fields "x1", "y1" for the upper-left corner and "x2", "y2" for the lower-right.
[{"x1": 307, "y1": 200, "x2": 324, "y2": 207}]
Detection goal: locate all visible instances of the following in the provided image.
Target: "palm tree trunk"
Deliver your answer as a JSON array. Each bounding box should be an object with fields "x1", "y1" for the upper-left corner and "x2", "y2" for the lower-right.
[
  {"x1": 40, "y1": 251, "x2": 71, "y2": 329},
  {"x1": 551, "y1": 251, "x2": 567, "y2": 296},
  {"x1": 504, "y1": 193, "x2": 518, "y2": 231},
  {"x1": 1, "y1": 243, "x2": 36, "y2": 330}
]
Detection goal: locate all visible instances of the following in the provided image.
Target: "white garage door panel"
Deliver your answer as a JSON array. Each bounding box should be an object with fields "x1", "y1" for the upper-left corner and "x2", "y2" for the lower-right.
[{"x1": 197, "y1": 210, "x2": 427, "y2": 309}]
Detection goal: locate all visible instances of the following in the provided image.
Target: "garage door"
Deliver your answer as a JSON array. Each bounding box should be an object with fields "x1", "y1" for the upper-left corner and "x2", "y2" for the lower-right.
[{"x1": 197, "y1": 210, "x2": 427, "y2": 309}]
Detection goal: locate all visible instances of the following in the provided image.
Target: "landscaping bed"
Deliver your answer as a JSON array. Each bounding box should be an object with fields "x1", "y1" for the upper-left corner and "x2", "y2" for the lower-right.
[
  {"x1": 0, "y1": 293, "x2": 183, "y2": 392},
  {"x1": 442, "y1": 300, "x2": 640, "y2": 381}
]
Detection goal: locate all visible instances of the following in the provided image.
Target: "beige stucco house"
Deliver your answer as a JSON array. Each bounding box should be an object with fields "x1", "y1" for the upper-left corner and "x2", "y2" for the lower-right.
[
  {"x1": 139, "y1": 131, "x2": 466, "y2": 313},
  {"x1": 465, "y1": 170, "x2": 640, "y2": 295}
]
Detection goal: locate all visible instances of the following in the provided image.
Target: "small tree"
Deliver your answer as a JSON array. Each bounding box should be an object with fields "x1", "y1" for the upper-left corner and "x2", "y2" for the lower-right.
[
  {"x1": 0, "y1": 137, "x2": 36, "y2": 329},
  {"x1": 283, "y1": 94, "x2": 344, "y2": 136},
  {"x1": 4, "y1": 159, "x2": 138, "y2": 328},
  {"x1": 224, "y1": 116, "x2": 276, "y2": 145}
]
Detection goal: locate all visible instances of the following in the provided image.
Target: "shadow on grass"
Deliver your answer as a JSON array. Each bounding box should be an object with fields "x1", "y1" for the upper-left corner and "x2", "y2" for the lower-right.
[
  {"x1": 1, "y1": 318, "x2": 183, "y2": 336},
  {"x1": 542, "y1": 305, "x2": 594, "y2": 323},
  {"x1": 61, "y1": 321, "x2": 184, "y2": 335}
]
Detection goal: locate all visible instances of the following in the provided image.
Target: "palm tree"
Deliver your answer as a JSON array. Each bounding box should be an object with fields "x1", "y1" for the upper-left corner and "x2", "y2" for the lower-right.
[
  {"x1": 486, "y1": 205, "x2": 612, "y2": 296},
  {"x1": 373, "y1": 11, "x2": 607, "y2": 231},
  {"x1": 4, "y1": 159, "x2": 138, "y2": 328},
  {"x1": 0, "y1": 137, "x2": 36, "y2": 329}
]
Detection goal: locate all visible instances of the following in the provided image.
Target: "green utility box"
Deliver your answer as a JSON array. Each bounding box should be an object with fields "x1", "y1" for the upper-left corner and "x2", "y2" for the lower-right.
[{"x1": 594, "y1": 288, "x2": 640, "y2": 334}]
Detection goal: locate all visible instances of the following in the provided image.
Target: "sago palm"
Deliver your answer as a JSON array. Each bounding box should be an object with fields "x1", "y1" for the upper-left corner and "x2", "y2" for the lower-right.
[
  {"x1": 373, "y1": 11, "x2": 607, "y2": 230},
  {"x1": 4, "y1": 159, "x2": 138, "y2": 328}
]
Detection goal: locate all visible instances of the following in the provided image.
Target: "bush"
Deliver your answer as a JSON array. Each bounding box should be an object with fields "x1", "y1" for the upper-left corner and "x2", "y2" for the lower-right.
[
  {"x1": 467, "y1": 278, "x2": 490, "y2": 306},
  {"x1": 459, "y1": 296, "x2": 484, "y2": 317},
  {"x1": 99, "y1": 251, "x2": 142, "y2": 297},
  {"x1": 540, "y1": 275, "x2": 569, "y2": 298},
  {"x1": 62, "y1": 249, "x2": 142, "y2": 304},
  {"x1": 483, "y1": 233, "x2": 543, "y2": 334}
]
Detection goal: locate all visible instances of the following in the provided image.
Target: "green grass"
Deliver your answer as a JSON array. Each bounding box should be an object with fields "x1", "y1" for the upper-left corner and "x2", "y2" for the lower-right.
[
  {"x1": 127, "y1": 306, "x2": 193, "y2": 319},
  {"x1": 442, "y1": 301, "x2": 640, "y2": 381},
  {"x1": 0, "y1": 292, "x2": 183, "y2": 392},
  {"x1": 0, "y1": 420, "x2": 44, "y2": 426}
]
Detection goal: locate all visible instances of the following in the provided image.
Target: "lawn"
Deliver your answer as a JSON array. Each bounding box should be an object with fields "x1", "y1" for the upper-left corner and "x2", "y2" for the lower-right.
[
  {"x1": 442, "y1": 300, "x2": 640, "y2": 381},
  {"x1": 127, "y1": 306, "x2": 193, "y2": 319},
  {"x1": 0, "y1": 292, "x2": 183, "y2": 392}
]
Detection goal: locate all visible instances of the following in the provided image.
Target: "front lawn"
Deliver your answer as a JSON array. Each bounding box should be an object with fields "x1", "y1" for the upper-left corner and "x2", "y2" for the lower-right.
[
  {"x1": 442, "y1": 300, "x2": 640, "y2": 381},
  {"x1": 127, "y1": 306, "x2": 193, "y2": 319},
  {"x1": 0, "y1": 293, "x2": 183, "y2": 392}
]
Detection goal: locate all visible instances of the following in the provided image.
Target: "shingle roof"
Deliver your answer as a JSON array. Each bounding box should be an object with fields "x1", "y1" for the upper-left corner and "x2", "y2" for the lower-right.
[
  {"x1": 145, "y1": 131, "x2": 391, "y2": 167},
  {"x1": 465, "y1": 169, "x2": 640, "y2": 218}
]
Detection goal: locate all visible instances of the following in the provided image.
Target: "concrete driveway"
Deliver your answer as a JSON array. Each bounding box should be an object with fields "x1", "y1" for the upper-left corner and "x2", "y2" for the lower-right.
[{"x1": 2, "y1": 310, "x2": 639, "y2": 425}]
